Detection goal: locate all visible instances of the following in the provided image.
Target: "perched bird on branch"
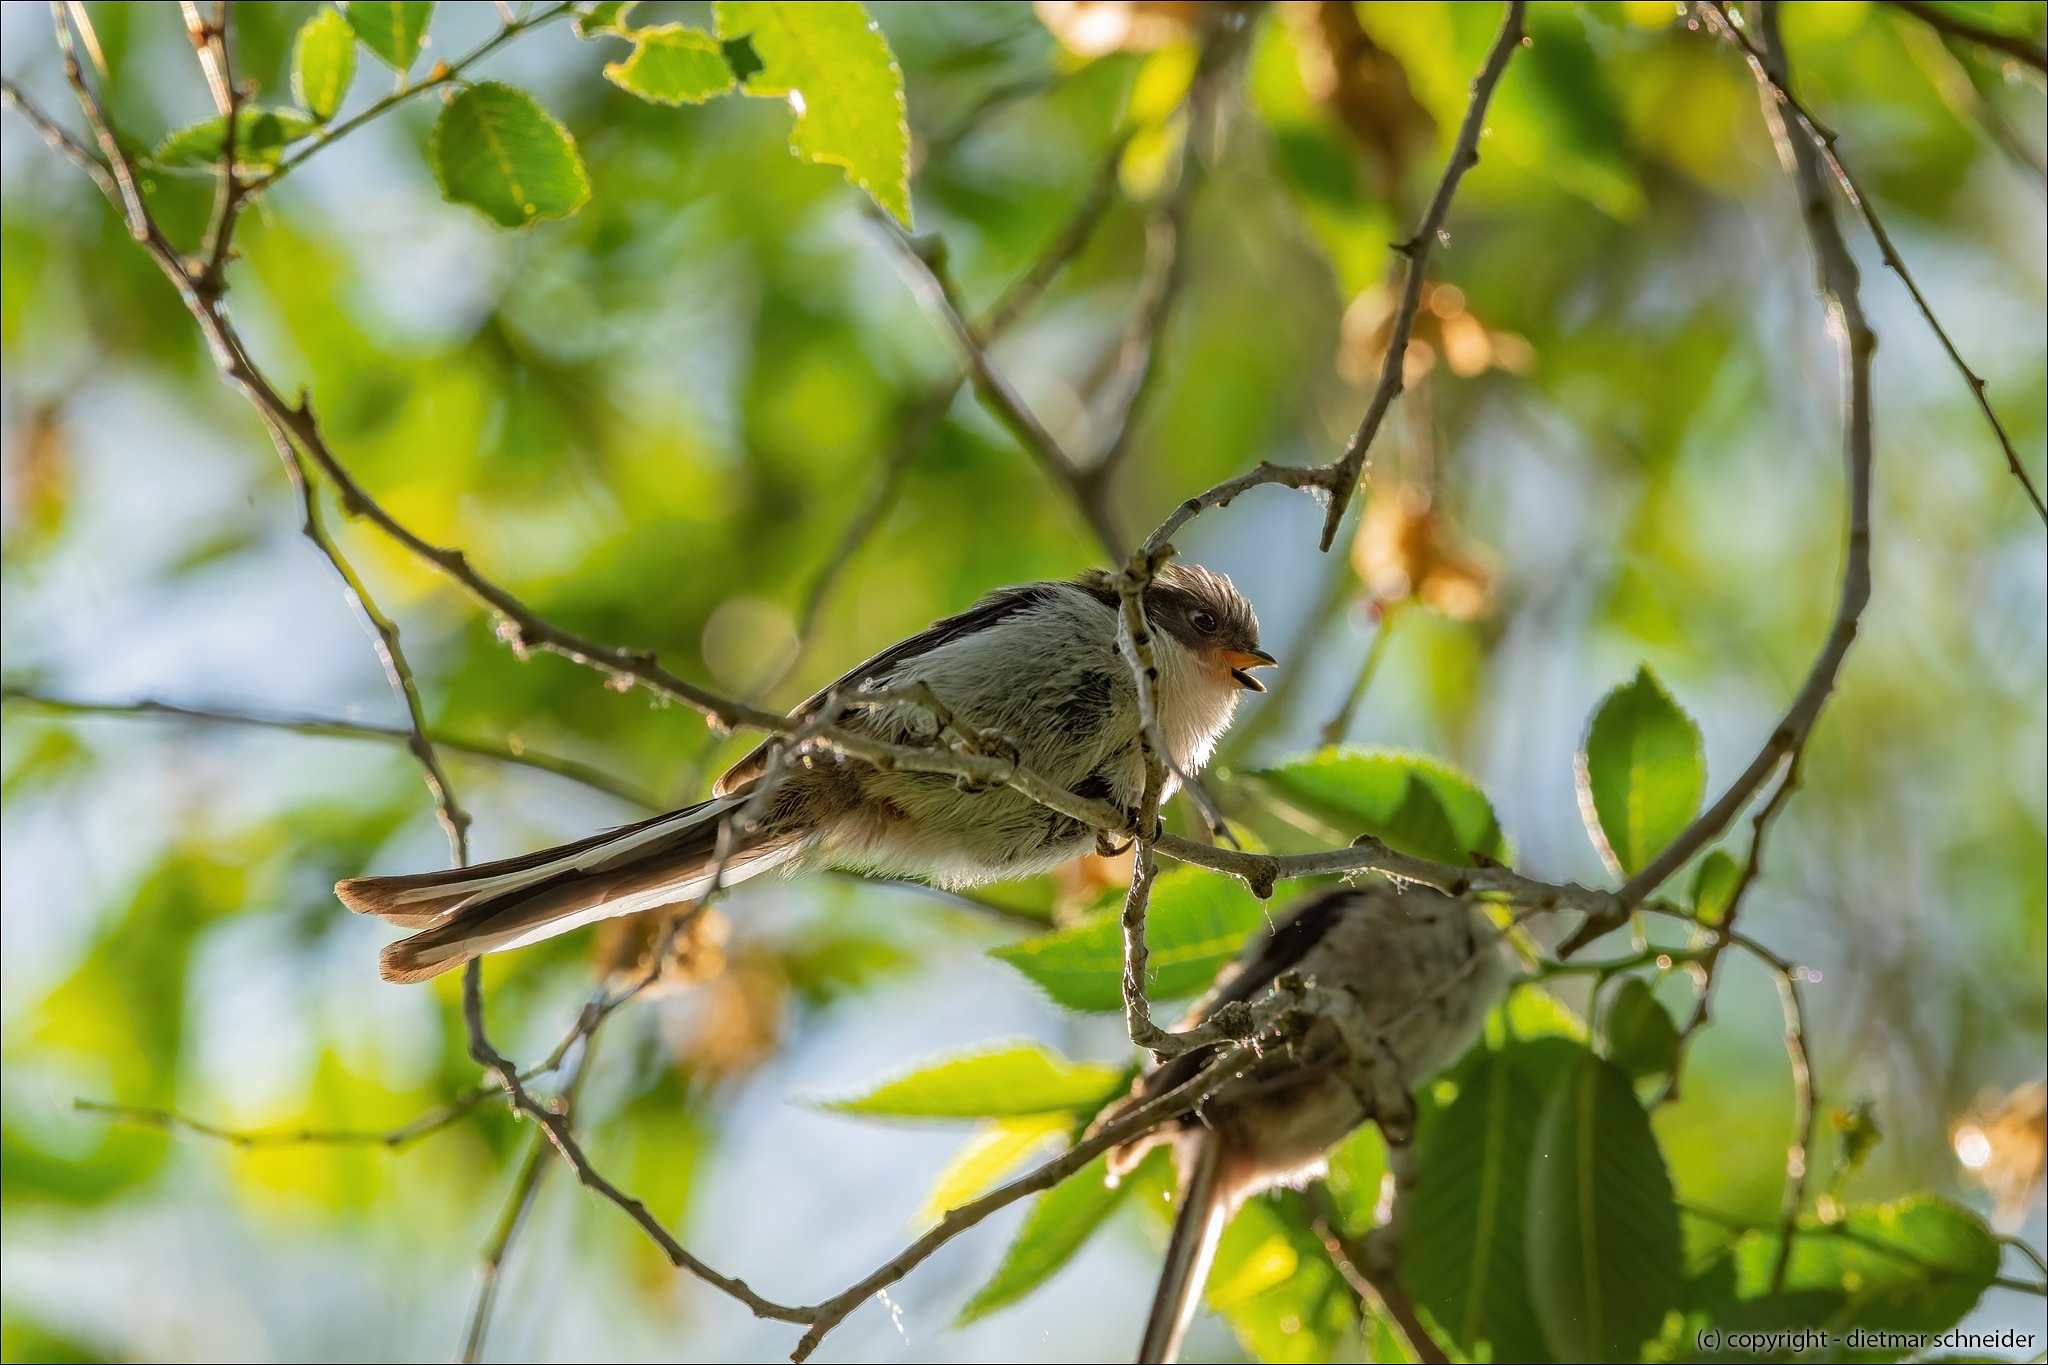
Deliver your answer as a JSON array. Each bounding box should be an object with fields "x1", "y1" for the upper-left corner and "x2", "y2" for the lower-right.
[
  {"x1": 337, "y1": 564, "x2": 1273, "y2": 983},
  {"x1": 1097, "y1": 882, "x2": 1508, "y2": 1364}
]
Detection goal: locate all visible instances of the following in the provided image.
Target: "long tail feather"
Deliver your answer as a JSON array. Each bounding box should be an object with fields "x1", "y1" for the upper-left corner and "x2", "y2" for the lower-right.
[
  {"x1": 1140, "y1": 1133, "x2": 1231, "y2": 1365},
  {"x1": 336, "y1": 796, "x2": 804, "y2": 983}
]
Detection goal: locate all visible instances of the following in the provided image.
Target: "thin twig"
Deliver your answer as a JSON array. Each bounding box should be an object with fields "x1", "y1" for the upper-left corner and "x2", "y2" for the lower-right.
[
  {"x1": 261, "y1": 3, "x2": 581, "y2": 188},
  {"x1": 884, "y1": 225, "x2": 1125, "y2": 557},
  {"x1": 1715, "y1": 2, "x2": 2046, "y2": 522},
  {"x1": 463, "y1": 1133, "x2": 549, "y2": 1364},
  {"x1": 1727, "y1": 930, "x2": 1816, "y2": 1295},
  {"x1": 179, "y1": 0, "x2": 245, "y2": 299},
  {"x1": 785, "y1": 1042, "x2": 1251, "y2": 1361},
  {"x1": 268, "y1": 419, "x2": 471, "y2": 862},
  {"x1": 1665, "y1": 751, "x2": 1805, "y2": 1100},
  {"x1": 73, "y1": 1093, "x2": 492, "y2": 1149},
  {"x1": 1318, "y1": 601, "x2": 1401, "y2": 748},
  {"x1": 1316, "y1": 1, "x2": 1529, "y2": 551},
  {"x1": 463, "y1": 1023, "x2": 604, "y2": 1363},
  {"x1": 1881, "y1": 0, "x2": 2048, "y2": 74},
  {"x1": 0, "y1": 688, "x2": 663, "y2": 810},
  {"x1": 457, "y1": 962, "x2": 809, "y2": 1325},
  {"x1": 0, "y1": 78, "x2": 119, "y2": 200},
  {"x1": 1307, "y1": 1185, "x2": 1450, "y2": 1365},
  {"x1": 1086, "y1": 41, "x2": 1230, "y2": 494},
  {"x1": 1562, "y1": 0, "x2": 1881, "y2": 953},
  {"x1": 768, "y1": 136, "x2": 1133, "y2": 700}
]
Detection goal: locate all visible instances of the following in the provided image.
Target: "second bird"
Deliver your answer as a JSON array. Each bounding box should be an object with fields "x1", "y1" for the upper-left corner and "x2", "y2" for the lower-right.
[{"x1": 337, "y1": 563, "x2": 1274, "y2": 982}]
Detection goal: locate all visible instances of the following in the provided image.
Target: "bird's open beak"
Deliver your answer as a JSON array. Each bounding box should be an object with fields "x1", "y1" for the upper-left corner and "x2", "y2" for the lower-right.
[{"x1": 1224, "y1": 647, "x2": 1277, "y2": 692}]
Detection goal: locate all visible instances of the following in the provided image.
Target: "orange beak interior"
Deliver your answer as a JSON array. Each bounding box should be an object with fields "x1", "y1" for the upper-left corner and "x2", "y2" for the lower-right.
[{"x1": 1223, "y1": 648, "x2": 1277, "y2": 692}]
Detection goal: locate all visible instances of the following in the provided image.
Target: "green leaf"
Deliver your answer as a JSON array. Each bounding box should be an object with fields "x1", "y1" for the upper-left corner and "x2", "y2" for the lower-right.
[
  {"x1": 1321, "y1": 1123, "x2": 1387, "y2": 1235},
  {"x1": 1526, "y1": 1051, "x2": 1683, "y2": 1362},
  {"x1": 1577, "y1": 665, "x2": 1705, "y2": 877},
  {"x1": 1601, "y1": 977, "x2": 1681, "y2": 1080},
  {"x1": 917, "y1": 1113, "x2": 1068, "y2": 1225},
  {"x1": 959, "y1": 1149, "x2": 1148, "y2": 1321},
  {"x1": 429, "y1": 82, "x2": 590, "y2": 228},
  {"x1": 152, "y1": 108, "x2": 320, "y2": 171},
  {"x1": 342, "y1": 1, "x2": 432, "y2": 72},
  {"x1": 604, "y1": 24, "x2": 736, "y2": 105},
  {"x1": 713, "y1": 0, "x2": 912, "y2": 224},
  {"x1": 292, "y1": 9, "x2": 357, "y2": 123},
  {"x1": 989, "y1": 869, "x2": 1265, "y2": 1012},
  {"x1": 1691, "y1": 848, "x2": 1741, "y2": 925},
  {"x1": 1405, "y1": 1045, "x2": 1553, "y2": 1362},
  {"x1": 574, "y1": 0, "x2": 636, "y2": 39},
  {"x1": 827, "y1": 1042, "x2": 1125, "y2": 1119},
  {"x1": 1504, "y1": 985, "x2": 1589, "y2": 1043},
  {"x1": 1209, "y1": 1194, "x2": 1359, "y2": 1361},
  {"x1": 1729, "y1": 1198, "x2": 1999, "y2": 1337},
  {"x1": 1255, "y1": 747, "x2": 1506, "y2": 865}
]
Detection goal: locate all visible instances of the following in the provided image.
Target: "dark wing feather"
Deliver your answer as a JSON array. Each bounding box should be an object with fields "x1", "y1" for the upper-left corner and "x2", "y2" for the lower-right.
[
  {"x1": 1124, "y1": 887, "x2": 1361, "y2": 1112},
  {"x1": 713, "y1": 581, "x2": 1071, "y2": 796}
]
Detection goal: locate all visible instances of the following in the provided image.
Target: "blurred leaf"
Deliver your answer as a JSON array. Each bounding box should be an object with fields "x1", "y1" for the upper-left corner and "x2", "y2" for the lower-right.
[
  {"x1": 1209, "y1": 1193, "x2": 1358, "y2": 1361},
  {"x1": 604, "y1": 24, "x2": 736, "y2": 105},
  {"x1": 1404, "y1": 1044, "x2": 1553, "y2": 1362},
  {"x1": 1, "y1": 726, "x2": 93, "y2": 801},
  {"x1": 917, "y1": 1112, "x2": 1068, "y2": 1225},
  {"x1": 1505, "y1": 985, "x2": 1589, "y2": 1042},
  {"x1": 430, "y1": 82, "x2": 590, "y2": 228},
  {"x1": 292, "y1": 9, "x2": 357, "y2": 122},
  {"x1": 575, "y1": 0, "x2": 636, "y2": 39},
  {"x1": 1601, "y1": 977, "x2": 1681, "y2": 1080},
  {"x1": 1577, "y1": 666, "x2": 1704, "y2": 878},
  {"x1": 780, "y1": 925, "x2": 911, "y2": 1005},
  {"x1": 989, "y1": 869, "x2": 1264, "y2": 1012},
  {"x1": 714, "y1": 1, "x2": 912, "y2": 224},
  {"x1": 1255, "y1": 747, "x2": 1506, "y2": 865},
  {"x1": 342, "y1": 1, "x2": 432, "y2": 71},
  {"x1": 1322, "y1": 1122, "x2": 1387, "y2": 1235},
  {"x1": 1691, "y1": 849, "x2": 1741, "y2": 925},
  {"x1": 1527, "y1": 1051, "x2": 1683, "y2": 1362},
  {"x1": 0, "y1": 1313, "x2": 105, "y2": 1362},
  {"x1": 960, "y1": 1148, "x2": 1151, "y2": 1322},
  {"x1": 151, "y1": 108, "x2": 320, "y2": 170},
  {"x1": 1729, "y1": 1199, "x2": 1999, "y2": 1337},
  {"x1": 828, "y1": 1042, "x2": 1124, "y2": 1118}
]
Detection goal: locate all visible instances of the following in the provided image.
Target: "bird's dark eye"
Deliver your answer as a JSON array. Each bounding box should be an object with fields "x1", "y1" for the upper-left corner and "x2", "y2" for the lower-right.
[{"x1": 1190, "y1": 609, "x2": 1219, "y2": 634}]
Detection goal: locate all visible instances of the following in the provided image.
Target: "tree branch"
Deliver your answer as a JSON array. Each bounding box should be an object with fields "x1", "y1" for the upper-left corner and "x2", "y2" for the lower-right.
[
  {"x1": 0, "y1": 688, "x2": 664, "y2": 810},
  {"x1": 268, "y1": 417, "x2": 472, "y2": 862},
  {"x1": 259, "y1": 2, "x2": 581, "y2": 189},
  {"x1": 1560, "y1": 0, "x2": 1880, "y2": 953},
  {"x1": 1881, "y1": 0, "x2": 2048, "y2": 74},
  {"x1": 1731, "y1": 3, "x2": 2044, "y2": 521},
  {"x1": 1316, "y1": 1, "x2": 1529, "y2": 551}
]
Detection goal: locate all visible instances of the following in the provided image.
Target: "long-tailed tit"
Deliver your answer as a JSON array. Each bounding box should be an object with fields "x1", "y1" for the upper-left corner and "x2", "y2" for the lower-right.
[
  {"x1": 1096, "y1": 883, "x2": 1509, "y2": 1364},
  {"x1": 337, "y1": 565, "x2": 1273, "y2": 982}
]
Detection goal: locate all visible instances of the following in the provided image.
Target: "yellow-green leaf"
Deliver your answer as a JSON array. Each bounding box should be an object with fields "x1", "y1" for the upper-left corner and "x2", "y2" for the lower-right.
[
  {"x1": 1576, "y1": 665, "x2": 1705, "y2": 877},
  {"x1": 574, "y1": 0, "x2": 636, "y2": 40},
  {"x1": 915, "y1": 1113, "x2": 1067, "y2": 1225},
  {"x1": 714, "y1": 0, "x2": 911, "y2": 224},
  {"x1": 959, "y1": 1149, "x2": 1154, "y2": 1323},
  {"x1": 342, "y1": 1, "x2": 433, "y2": 72},
  {"x1": 989, "y1": 869, "x2": 1265, "y2": 1012},
  {"x1": 828, "y1": 1042, "x2": 1125, "y2": 1118},
  {"x1": 429, "y1": 82, "x2": 590, "y2": 228},
  {"x1": 604, "y1": 25, "x2": 735, "y2": 105},
  {"x1": 152, "y1": 108, "x2": 321, "y2": 171},
  {"x1": 293, "y1": 9, "x2": 357, "y2": 123}
]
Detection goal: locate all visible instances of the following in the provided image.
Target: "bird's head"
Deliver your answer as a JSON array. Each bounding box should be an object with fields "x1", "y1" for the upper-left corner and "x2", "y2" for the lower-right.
[{"x1": 1145, "y1": 563, "x2": 1275, "y2": 692}]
